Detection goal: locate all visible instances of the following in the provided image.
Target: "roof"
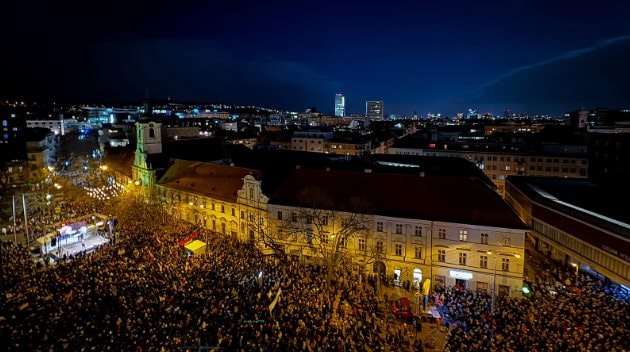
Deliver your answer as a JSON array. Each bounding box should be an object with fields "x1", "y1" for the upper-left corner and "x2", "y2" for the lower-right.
[
  {"x1": 157, "y1": 159, "x2": 261, "y2": 202},
  {"x1": 102, "y1": 148, "x2": 135, "y2": 178},
  {"x1": 506, "y1": 176, "x2": 630, "y2": 239},
  {"x1": 271, "y1": 169, "x2": 528, "y2": 229}
]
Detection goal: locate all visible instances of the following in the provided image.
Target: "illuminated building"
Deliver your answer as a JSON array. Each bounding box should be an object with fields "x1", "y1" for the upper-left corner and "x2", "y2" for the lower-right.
[
  {"x1": 335, "y1": 93, "x2": 345, "y2": 117},
  {"x1": 505, "y1": 176, "x2": 630, "y2": 288},
  {"x1": 366, "y1": 101, "x2": 384, "y2": 121}
]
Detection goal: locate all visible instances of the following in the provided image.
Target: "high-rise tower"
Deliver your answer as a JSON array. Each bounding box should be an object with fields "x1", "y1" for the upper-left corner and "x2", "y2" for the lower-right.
[
  {"x1": 335, "y1": 93, "x2": 345, "y2": 117},
  {"x1": 366, "y1": 100, "x2": 384, "y2": 120}
]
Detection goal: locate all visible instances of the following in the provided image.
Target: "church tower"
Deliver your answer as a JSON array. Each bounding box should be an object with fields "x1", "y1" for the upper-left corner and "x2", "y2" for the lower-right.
[{"x1": 133, "y1": 120, "x2": 163, "y2": 187}]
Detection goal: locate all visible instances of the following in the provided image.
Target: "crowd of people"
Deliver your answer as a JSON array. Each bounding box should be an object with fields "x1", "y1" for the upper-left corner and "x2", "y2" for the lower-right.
[
  {"x1": 3, "y1": 175, "x2": 629, "y2": 351},
  {"x1": 442, "y1": 262, "x2": 630, "y2": 351},
  {"x1": 0, "y1": 197, "x2": 422, "y2": 352}
]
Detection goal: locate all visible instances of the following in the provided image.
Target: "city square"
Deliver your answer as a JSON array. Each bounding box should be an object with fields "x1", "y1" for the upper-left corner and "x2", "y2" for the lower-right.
[{"x1": 2, "y1": 2, "x2": 630, "y2": 350}]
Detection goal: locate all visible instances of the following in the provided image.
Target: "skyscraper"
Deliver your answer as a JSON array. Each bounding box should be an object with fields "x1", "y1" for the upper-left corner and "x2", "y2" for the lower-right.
[
  {"x1": 335, "y1": 93, "x2": 345, "y2": 117},
  {"x1": 366, "y1": 100, "x2": 384, "y2": 120}
]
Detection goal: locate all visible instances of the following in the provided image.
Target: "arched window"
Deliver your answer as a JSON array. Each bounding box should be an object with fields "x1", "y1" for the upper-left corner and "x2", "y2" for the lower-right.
[
  {"x1": 149, "y1": 128, "x2": 155, "y2": 139},
  {"x1": 413, "y1": 269, "x2": 422, "y2": 284}
]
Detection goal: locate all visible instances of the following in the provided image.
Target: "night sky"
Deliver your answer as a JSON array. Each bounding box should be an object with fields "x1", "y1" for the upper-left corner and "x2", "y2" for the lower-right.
[{"x1": 1, "y1": 0, "x2": 629, "y2": 115}]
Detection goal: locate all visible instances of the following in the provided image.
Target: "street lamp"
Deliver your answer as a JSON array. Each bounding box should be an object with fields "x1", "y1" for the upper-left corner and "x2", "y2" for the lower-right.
[
  {"x1": 487, "y1": 251, "x2": 520, "y2": 313},
  {"x1": 571, "y1": 262, "x2": 579, "y2": 286}
]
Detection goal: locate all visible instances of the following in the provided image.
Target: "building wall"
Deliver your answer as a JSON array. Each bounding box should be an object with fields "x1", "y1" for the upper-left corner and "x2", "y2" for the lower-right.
[
  {"x1": 504, "y1": 181, "x2": 630, "y2": 287},
  {"x1": 291, "y1": 137, "x2": 325, "y2": 152},
  {"x1": 266, "y1": 204, "x2": 526, "y2": 297},
  {"x1": 389, "y1": 147, "x2": 588, "y2": 196}
]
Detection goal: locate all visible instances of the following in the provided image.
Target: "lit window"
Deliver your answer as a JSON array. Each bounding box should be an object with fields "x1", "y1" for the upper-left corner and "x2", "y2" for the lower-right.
[{"x1": 459, "y1": 230, "x2": 468, "y2": 241}]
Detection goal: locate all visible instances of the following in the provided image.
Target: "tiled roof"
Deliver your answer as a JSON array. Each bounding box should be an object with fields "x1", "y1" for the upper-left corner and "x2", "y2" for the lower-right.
[
  {"x1": 157, "y1": 159, "x2": 261, "y2": 202},
  {"x1": 271, "y1": 169, "x2": 528, "y2": 229}
]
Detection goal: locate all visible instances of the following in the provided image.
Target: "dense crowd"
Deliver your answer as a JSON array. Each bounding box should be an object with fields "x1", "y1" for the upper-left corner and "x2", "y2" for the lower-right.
[
  {"x1": 2, "y1": 195, "x2": 102, "y2": 244},
  {"x1": 0, "y1": 203, "x2": 416, "y2": 352},
  {"x1": 442, "y1": 264, "x2": 630, "y2": 351}
]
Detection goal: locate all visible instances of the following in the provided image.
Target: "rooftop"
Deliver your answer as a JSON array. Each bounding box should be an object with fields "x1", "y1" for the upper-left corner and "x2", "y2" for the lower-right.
[
  {"x1": 506, "y1": 176, "x2": 630, "y2": 239},
  {"x1": 271, "y1": 169, "x2": 527, "y2": 229},
  {"x1": 157, "y1": 159, "x2": 261, "y2": 202}
]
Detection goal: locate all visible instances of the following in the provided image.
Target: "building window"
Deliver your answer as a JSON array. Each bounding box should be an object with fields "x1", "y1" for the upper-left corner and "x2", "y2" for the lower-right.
[
  {"x1": 414, "y1": 246, "x2": 422, "y2": 259},
  {"x1": 376, "y1": 241, "x2": 384, "y2": 253},
  {"x1": 221, "y1": 205, "x2": 225, "y2": 213},
  {"x1": 306, "y1": 215, "x2": 313, "y2": 224},
  {"x1": 437, "y1": 249, "x2": 446, "y2": 262},
  {"x1": 503, "y1": 237, "x2": 511, "y2": 247},
  {"x1": 438, "y1": 229, "x2": 446, "y2": 239},
  {"x1": 322, "y1": 215, "x2": 328, "y2": 225},
  {"x1": 211, "y1": 202, "x2": 215, "y2": 210},
  {"x1": 358, "y1": 238, "x2": 366, "y2": 251},
  {"x1": 377, "y1": 222, "x2": 384, "y2": 232},
  {"x1": 291, "y1": 212, "x2": 297, "y2": 222},
  {"x1": 340, "y1": 237, "x2": 348, "y2": 248},
  {"x1": 322, "y1": 235, "x2": 329, "y2": 245},
  {"x1": 395, "y1": 243, "x2": 402, "y2": 256},
  {"x1": 480, "y1": 255, "x2": 488, "y2": 268},
  {"x1": 414, "y1": 226, "x2": 422, "y2": 237},
  {"x1": 459, "y1": 252, "x2": 467, "y2": 265},
  {"x1": 480, "y1": 233, "x2": 489, "y2": 244},
  {"x1": 241, "y1": 211, "x2": 245, "y2": 219},
  {"x1": 231, "y1": 208, "x2": 235, "y2": 216},
  {"x1": 249, "y1": 213, "x2": 255, "y2": 222},
  {"x1": 502, "y1": 258, "x2": 510, "y2": 271},
  {"x1": 395, "y1": 224, "x2": 403, "y2": 234},
  {"x1": 277, "y1": 211, "x2": 283, "y2": 220},
  {"x1": 459, "y1": 230, "x2": 468, "y2": 241}
]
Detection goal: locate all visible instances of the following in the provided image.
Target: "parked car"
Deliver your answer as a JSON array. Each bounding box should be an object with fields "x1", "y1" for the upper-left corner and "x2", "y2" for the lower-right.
[{"x1": 390, "y1": 296, "x2": 413, "y2": 319}]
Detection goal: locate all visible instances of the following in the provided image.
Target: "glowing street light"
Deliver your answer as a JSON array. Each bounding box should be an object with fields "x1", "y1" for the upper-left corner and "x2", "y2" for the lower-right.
[
  {"x1": 487, "y1": 251, "x2": 521, "y2": 313},
  {"x1": 571, "y1": 262, "x2": 579, "y2": 286}
]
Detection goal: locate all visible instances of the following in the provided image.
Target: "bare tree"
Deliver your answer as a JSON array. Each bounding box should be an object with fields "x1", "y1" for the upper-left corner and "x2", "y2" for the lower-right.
[{"x1": 275, "y1": 187, "x2": 372, "y2": 284}]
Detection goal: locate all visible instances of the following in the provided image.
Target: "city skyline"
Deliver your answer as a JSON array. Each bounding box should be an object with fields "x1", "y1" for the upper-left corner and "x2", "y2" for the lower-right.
[{"x1": 1, "y1": 0, "x2": 629, "y2": 115}]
